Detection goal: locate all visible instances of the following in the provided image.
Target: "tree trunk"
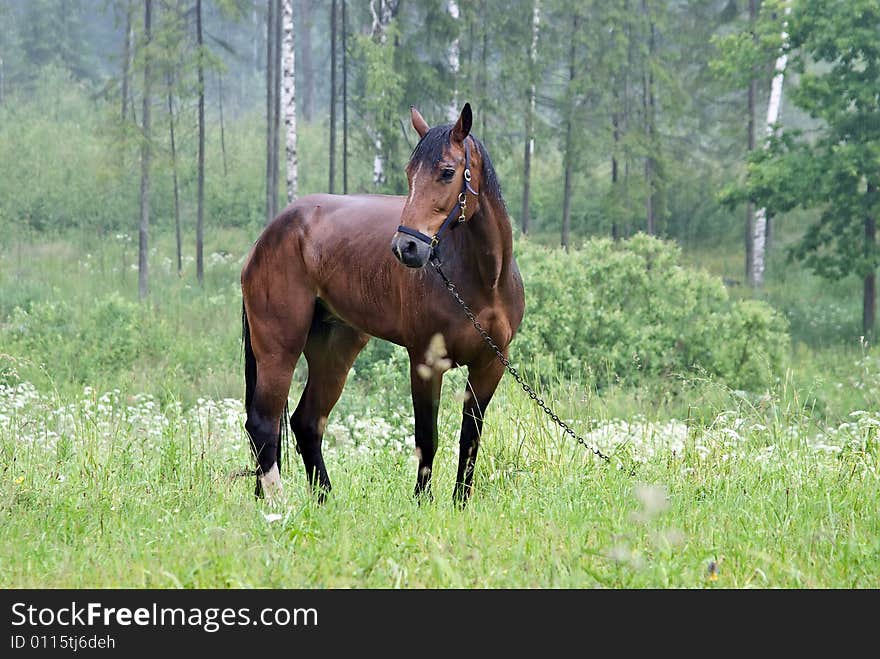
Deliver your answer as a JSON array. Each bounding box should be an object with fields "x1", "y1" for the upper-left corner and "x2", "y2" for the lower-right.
[
  {"x1": 446, "y1": 0, "x2": 460, "y2": 121},
  {"x1": 300, "y1": 0, "x2": 315, "y2": 122},
  {"x1": 329, "y1": 0, "x2": 337, "y2": 193},
  {"x1": 196, "y1": 0, "x2": 205, "y2": 286},
  {"x1": 520, "y1": 0, "x2": 539, "y2": 235},
  {"x1": 561, "y1": 13, "x2": 578, "y2": 251},
  {"x1": 342, "y1": 0, "x2": 348, "y2": 194},
  {"x1": 138, "y1": 0, "x2": 152, "y2": 301},
  {"x1": 167, "y1": 72, "x2": 182, "y2": 275},
  {"x1": 752, "y1": 3, "x2": 791, "y2": 288},
  {"x1": 864, "y1": 184, "x2": 877, "y2": 337},
  {"x1": 218, "y1": 72, "x2": 228, "y2": 178},
  {"x1": 282, "y1": 0, "x2": 297, "y2": 202},
  {"x1": 121, "y1": 0, "x2": 132, "y2": 122}
]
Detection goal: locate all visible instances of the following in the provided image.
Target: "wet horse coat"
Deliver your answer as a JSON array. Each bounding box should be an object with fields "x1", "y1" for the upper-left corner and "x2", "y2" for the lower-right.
[{"x1": 241, "y1": 103, "x2": 524, "y2": 503}]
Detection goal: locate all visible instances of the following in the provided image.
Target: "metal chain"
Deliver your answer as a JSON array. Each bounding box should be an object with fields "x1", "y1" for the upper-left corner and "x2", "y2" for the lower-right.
[{"x1": 431, "y1": 258, "x2": 611, "y2": 463}]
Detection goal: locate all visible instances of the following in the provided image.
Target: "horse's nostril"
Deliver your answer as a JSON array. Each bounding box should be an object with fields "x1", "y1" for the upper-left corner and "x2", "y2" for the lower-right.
[{"x1": 404, "y1": 240, "x2": 417, "y2": 254}]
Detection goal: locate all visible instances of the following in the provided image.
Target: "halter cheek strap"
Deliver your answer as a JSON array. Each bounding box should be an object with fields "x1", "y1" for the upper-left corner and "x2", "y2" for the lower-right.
[{"x1": 397, "y1": 138, "x2": 479, "y2": 251}]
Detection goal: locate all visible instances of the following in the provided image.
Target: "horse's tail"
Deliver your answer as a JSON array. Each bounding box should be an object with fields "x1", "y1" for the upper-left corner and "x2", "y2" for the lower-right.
[
  {"x1": 241, "y1": 302, "x2": 289, "y2": 473},
  {"x1": 242, "y1": 303, "x2": 257, "y2": 415}
]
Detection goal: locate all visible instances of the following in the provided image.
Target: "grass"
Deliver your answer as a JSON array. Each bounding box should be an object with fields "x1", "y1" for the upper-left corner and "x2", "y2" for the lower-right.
[
  {"x1": 1, "y1": 230, "x2": 879, "y2": 588},
  {"x1": 1, "y1": 375, "x2": 877, "y2": 588}
]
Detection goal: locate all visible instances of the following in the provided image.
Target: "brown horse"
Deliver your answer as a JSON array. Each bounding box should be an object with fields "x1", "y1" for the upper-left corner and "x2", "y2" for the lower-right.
[{"x1": 241, "y1": 103, "x2": 524, "y2": 504}]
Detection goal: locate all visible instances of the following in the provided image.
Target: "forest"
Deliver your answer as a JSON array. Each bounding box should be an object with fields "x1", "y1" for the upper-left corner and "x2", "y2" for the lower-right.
[{"x1": 0, "y1": 0, "x2": 878, "y2": 589}]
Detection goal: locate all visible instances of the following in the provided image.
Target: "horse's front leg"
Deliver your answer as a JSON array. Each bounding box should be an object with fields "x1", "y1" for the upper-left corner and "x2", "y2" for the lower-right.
[
  {"x1": 454, "y1": 359, "x2": 504, "y2": 506},
  {"x1": 408, "y1": 357, "x2": 443, "y2": 500}
]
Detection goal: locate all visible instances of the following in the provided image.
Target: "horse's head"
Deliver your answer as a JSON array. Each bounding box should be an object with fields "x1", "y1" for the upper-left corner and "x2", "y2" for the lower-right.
[{"x1": 391, "y1": 103, "x2": 482, "y2": 268}]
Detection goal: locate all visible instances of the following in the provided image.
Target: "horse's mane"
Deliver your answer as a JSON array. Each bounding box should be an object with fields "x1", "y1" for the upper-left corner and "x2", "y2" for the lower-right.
[{"x1": 407, "y1": 124, "x2": 505, "y2": 209}]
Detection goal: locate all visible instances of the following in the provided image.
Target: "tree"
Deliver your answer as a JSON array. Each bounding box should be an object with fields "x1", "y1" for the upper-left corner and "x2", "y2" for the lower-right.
[
  {"x1": 743, "y1": 0, "x2": 880, "y2": 335},
  {"x1": 711, "y1": 0, "x2": 790, "y2": 286},
  {"x1": 138, "y1": 0, "x2": 153, "y2": 300},
  {"x1": 196, "y1": 0, "x2": 206, "y2": 286},
  {"x1": 281, "y1": 0, "x2": 297, "y2": 202},
  {"x1": 751, "y1": 2, "x2": 791, "y2": 288}
]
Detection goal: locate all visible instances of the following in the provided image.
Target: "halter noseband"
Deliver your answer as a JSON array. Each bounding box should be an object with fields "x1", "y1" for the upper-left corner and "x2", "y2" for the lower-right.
[{"x1": 396, "y1": 138, "x2": 480, "y2": 255}]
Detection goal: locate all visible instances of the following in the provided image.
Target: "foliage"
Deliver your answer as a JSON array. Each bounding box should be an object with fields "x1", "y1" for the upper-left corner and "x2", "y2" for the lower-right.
[
  {"x1": 733, "y1": 1, "x2": 880, "y2": 291},
  {"x1": 513, "y1": 234, "x2": 789, "y2": 389}
]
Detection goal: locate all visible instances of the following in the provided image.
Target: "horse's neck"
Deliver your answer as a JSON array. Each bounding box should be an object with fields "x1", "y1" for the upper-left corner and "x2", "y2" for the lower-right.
[{"x1": 456, "y1": 196, "x2": 513, "y2": 293}]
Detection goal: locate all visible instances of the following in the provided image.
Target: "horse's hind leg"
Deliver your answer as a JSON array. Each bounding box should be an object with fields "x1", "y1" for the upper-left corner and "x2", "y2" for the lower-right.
[
  {"x1": 292, "y1": 318, "x2": 368, "y2": 501},
  {"x1": 454, "y1": 359, "x2": 504, "y2": 506},
  {"x1": 244, "y1": 295, "x2": 315, "y2": 500}
]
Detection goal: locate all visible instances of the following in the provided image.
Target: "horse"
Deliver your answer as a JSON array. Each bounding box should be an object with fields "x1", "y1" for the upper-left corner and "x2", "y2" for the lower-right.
[{"x1": 240, "y1": 102, "x2": 525, "y2": 505}]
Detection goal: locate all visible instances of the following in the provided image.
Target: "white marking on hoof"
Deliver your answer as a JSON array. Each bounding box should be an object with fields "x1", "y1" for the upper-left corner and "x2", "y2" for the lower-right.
[{"x1": 260, "y1": 463, "x2": 283, "y2": 502}]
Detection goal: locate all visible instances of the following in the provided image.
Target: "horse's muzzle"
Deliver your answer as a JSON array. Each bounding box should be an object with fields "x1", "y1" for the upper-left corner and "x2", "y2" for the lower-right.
[{"x1": 391, "y1": 232, "x2": 431, "y2": 268}]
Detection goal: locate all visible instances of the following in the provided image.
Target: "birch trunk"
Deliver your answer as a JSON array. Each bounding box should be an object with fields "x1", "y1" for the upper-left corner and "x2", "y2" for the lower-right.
[
  {"x1": 138, "y1": 0, "x2": 152, "y2": 300},
  {"x1": 520, "y1": 0, "x2": 539, "y2": 234},
  {"x1": 445, "y1": 0, "x2": 460, "y2": 121},
  {"x1": 282, "y1": 0, "x2": 297, "y2": 202},
  {"x1": 751, "y1": 3, "x2": 791, "y2": 288}
]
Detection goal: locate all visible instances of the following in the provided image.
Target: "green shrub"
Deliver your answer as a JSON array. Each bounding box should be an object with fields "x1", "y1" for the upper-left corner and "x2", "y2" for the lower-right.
[{"x1": 513, "y1": 234, "x2": 789, "y2": 390}]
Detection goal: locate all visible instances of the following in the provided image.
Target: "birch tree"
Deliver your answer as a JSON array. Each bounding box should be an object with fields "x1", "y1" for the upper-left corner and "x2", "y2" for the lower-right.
[
  {"x1": 281, "y1": 0, "x2": 297, "y2": 202},
  {"x1": 741, "y1": 0, "x2": 880, "y2": 335},
  {"x1": 751, "y1": 2, "x2": 791, "y2": 288}
]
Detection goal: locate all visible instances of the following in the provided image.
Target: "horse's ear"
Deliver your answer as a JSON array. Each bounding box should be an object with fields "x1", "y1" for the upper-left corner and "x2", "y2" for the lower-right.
[
  {"x1": 451, "y1": 102, "x2": 472, "y2": 144},
  {"x1": 410, "y1": 106, "x2": 429, "y2": 138}
]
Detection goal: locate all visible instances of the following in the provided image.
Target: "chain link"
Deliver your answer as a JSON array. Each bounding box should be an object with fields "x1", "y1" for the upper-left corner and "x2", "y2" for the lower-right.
[{"x1": 431, "y1": 258, "x2": 611, "y2": 463}]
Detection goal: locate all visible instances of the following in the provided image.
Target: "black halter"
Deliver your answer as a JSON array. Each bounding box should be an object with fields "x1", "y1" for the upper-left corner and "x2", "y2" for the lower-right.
[{"x1": 396, "y1": 138, "x2": 480, "y2": 255}]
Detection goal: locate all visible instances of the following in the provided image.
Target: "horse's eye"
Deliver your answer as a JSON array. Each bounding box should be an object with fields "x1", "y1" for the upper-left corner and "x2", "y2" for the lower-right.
[{"x1": 441, "y1": 168, "x2": 456, "y2": 181}]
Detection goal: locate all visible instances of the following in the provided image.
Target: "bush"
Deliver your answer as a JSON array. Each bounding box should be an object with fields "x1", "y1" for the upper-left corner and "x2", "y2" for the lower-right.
[{"x1": 513, "y1": 234, "x2": 789, "y2": 390}]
